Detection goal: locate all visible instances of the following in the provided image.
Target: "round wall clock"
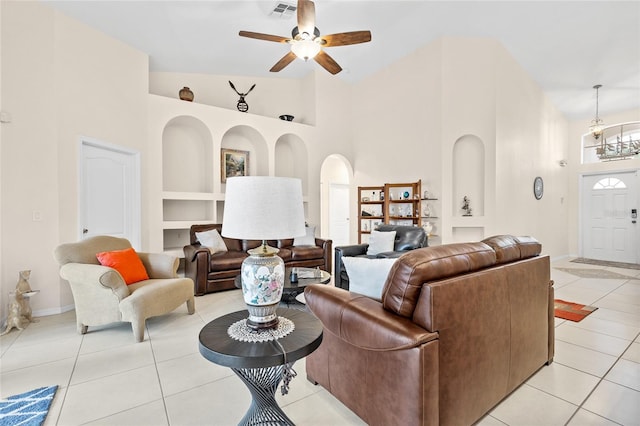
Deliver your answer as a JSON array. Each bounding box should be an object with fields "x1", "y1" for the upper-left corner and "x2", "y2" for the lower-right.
[{"x1": 533, "y1": 176, "x2": 544, "y2": 200}]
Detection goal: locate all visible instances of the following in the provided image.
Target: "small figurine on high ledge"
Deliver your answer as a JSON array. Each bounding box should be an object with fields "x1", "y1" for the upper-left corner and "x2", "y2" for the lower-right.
[{"x1": 462, "y1": 196, "x2": 473, "y2": 216}]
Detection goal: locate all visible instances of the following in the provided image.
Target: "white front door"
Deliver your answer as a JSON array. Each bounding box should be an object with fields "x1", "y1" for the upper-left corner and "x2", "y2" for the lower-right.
[
  {"x1": 80, "y1": 140, "x2": 141, "y2": 248},
  {"x1": 581, "y1": 170, "x2": 639, "y2": 263},
  {"x1": 329, "y1": 183, "x2": 350, "y2": 246}
]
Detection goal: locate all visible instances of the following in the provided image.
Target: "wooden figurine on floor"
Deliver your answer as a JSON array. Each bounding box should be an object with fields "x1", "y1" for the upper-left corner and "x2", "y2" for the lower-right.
[{"x1": 1, "y1": 270, "x2": 38, "y2": 335}]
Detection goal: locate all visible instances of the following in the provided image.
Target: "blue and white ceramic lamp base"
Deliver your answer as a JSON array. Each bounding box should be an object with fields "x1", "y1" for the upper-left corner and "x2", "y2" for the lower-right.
[{"x1": 241, "y1": 252, "x2": 285, "y2": 330}]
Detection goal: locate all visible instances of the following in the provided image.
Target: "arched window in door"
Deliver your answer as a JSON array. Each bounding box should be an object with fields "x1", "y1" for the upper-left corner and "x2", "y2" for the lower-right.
[{"x1": 593, "y1": 177, "x2": 627, "y2": 190}]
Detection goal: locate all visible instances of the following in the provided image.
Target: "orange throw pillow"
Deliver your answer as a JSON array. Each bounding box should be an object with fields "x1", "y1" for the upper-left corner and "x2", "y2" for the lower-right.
[{"x1": 96, "y1": 247, "x2": 149, "y2": 285}]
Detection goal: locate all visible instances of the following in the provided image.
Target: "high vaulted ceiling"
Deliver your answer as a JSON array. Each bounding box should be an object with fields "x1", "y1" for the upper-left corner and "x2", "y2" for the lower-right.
[{"x1": 43, "y1": 1, "x2": 640, "y2": 121}]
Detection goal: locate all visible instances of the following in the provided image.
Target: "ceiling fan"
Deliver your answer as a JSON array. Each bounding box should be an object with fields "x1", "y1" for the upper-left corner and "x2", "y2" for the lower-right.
[{"x1": 239, "y1": 0, "x2": 372, "y2": 75}]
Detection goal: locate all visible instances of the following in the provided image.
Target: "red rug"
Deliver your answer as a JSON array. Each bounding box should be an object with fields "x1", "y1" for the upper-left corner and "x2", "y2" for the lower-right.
[{"x1": 554, "y1": 299, "x2": 598, "y2": 322}]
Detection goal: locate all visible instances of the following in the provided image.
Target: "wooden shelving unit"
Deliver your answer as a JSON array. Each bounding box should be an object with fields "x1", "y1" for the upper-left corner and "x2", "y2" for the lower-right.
[
  {"x1": 384, "y1": 180, "x2": 422, "y2": 227},
  {"x1": 357, "y1": 180, "x2": 425, "y2": 243},
  {"x1": 357, "y1": 186, "x2": 384, "y2": 243}
]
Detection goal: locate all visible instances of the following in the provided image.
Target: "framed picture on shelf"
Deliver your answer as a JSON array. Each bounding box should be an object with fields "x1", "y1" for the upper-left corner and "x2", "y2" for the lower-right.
[{"x1": 221, "y1": 149, "x2": 249, "y2": 183}]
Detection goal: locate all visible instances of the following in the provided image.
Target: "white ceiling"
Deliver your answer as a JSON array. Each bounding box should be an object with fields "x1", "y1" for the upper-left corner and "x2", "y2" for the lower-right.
[{"x1": 43, "y1": 0, "x2": 640, "y2": 121}]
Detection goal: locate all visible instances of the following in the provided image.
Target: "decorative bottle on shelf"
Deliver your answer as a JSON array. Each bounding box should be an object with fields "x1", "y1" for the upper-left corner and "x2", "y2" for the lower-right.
[
  {"x1": 423, "y1": 222, "x2": 433, "y2": 236},
  {"x1": 179, "y1": 87, "x2": 194, "y2": 102}
]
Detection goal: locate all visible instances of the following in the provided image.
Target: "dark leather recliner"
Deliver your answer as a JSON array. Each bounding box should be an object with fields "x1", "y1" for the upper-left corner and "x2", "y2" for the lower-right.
[{"x1": 335, "y1": 224, "x2": 427, "y2": 290}]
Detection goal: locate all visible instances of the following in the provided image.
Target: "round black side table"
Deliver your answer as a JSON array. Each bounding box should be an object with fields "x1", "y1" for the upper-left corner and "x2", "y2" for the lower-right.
[{"x1": 199, "y1": 308, "x2": 323, "y2": 426}]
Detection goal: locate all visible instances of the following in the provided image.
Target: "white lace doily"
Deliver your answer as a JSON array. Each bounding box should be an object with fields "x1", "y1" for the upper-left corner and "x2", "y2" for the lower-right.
[{"x1": 227, "y1": 317, "x2": 295, "y2": 342}]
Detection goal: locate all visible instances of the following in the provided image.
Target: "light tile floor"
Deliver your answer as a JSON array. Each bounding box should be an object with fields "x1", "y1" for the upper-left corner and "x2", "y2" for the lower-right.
[{"x1": 1, "y1": 258, "x2": 639, "y2": 425}]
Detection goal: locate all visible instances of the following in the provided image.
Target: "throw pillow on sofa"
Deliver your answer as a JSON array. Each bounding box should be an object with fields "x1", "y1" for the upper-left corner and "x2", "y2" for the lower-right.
[
  {"x1": 96, "y1": 247, "x2": 149, "y2": 285},
  {"x1": 294, "y1": 226, "x2": 316, "y2": 246},
  {"x1": 342, "y1": 257, "x2": 396, "y2": 300},
  {"x1": 366, "y1": 230, "x2": 396, "y2": 255},
  {"x1": 195, "y1": 229, "x2": 228, "y2": 254}
]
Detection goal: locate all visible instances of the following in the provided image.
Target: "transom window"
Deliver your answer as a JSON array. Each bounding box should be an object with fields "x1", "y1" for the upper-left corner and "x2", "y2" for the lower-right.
[{"x1": 593, "y1": 177, "x2": 627, "y2": 190}]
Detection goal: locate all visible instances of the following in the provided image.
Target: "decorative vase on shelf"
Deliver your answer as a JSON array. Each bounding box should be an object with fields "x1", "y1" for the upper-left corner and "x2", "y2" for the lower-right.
[
  {"x1": 423, "y1": 222, "x2": 433, "y2": 236},
  {"x1": 179, "y1": 87, "x2": 194, "y2": 102}
]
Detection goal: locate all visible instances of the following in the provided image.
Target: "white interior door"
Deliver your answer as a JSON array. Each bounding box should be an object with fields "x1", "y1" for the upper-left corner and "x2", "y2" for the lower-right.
[
  {"x1": 80, "y1": 140, "x2": 141, "y2": 248},
  {"x1": 329, "y1": 183, "x2": 350, "y2": 246},
  {"x1": 581, "y1": 170, "x2": 639, "y2": 263}
]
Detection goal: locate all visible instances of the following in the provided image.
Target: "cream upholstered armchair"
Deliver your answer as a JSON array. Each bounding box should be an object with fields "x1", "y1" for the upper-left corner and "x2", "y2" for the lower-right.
[{"x1": 54, "y1": 236, "x2": 195, "y2": 342}]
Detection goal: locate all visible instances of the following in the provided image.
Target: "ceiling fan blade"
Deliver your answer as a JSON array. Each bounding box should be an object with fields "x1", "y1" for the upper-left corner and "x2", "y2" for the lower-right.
[
  {"x1": 320, "y1": 31, "x2": 372, "y2": 47},
  {"x1": 297, "y1": 0, "x2": 316, "y2": 36},
  {"x1": 239, "y1": 31, "x2": 290, "y2": 43},
  {"x1": 270, "y1": 51, "x2": 297, "y2": 72},
  {"x1": 314, "y1": 50, "x2": 342, "y2": 75}
]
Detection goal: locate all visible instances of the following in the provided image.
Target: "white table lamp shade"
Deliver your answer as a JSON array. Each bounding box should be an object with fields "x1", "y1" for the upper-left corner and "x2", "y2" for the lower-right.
[
  {"x1": 222, "y1": 176, "x2": 306, "y2": 330},
  {"x1": 222, "y1": 176, "x2": 306, "y2": 240}
]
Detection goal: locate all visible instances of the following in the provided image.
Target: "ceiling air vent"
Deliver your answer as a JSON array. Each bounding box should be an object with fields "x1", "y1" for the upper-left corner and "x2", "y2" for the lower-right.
[{"x1": 270, "y1": 2, "x2": 296, "y2": 19}]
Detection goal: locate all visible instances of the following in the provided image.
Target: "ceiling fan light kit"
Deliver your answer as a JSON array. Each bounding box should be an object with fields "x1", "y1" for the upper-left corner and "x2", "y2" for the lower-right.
[
  {"x1": 291, "y1": 38, "x2": 321, "y2": 61},
  {"x1": 239, "y1": 0, "x2": 371, "y2": 75}
]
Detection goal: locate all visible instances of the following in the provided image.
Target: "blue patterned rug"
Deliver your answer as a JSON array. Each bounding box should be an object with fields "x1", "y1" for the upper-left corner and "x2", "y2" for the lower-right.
[{"x1": 0, "y1": 386, "x2": 57, "y2": 426}]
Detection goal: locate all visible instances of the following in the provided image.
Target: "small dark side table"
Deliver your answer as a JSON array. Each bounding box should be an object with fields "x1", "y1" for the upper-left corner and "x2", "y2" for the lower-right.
[{"x1": 199, "y1": 308, "x2": 323, "y2": 425}]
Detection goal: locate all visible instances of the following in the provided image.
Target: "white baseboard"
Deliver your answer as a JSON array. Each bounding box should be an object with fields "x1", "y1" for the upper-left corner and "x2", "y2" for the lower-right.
[
  {"x1": 33, "y1": 304, "x2": 75, "y2": 318},
  {"x1": 1, "y1": 304, "x2": 75, "y2": 330}
]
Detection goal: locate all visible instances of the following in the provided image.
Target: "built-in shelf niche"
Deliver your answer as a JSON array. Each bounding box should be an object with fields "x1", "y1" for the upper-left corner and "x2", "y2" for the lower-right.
[
  {"x1": 163, "y1": 199, "x2": 213, "y2": 222},
  {"x1": 220, "y1": 125, "x2": 268, "y2": 189},
  {"x1": 162, "y1": 115, "x2": 213, "y2": 193},
  {"x1": 452, "y1": 226, "x2": 485, "y2": 243},
  {"x1": 216, "y1": 200, "x2": 225, "y2": 223},
  {"x1": 452, "y1": 135, "x2": 485, "y2": 217},
  {"x1": 275, "y1": 133, "x2": 309, "y2": 195}
]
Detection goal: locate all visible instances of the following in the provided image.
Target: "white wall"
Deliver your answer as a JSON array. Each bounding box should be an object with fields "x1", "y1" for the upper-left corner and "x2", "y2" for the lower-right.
[
  {"x1": 350, "y1": 36, "x2": 571, "y2": 257},
  {"x1": 351, "y1": 39, "x2": 443, "y2": 244},
  {"x1": 1, "y1": 2, "x2": 148, "y2": 318},
  {"x1": 493, "y1": 39, "x2": 569, "y2": 258}
]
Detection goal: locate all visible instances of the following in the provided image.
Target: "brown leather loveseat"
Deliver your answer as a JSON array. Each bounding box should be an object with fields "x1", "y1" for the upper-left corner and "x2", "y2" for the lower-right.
[
  {"x1": 184, "y1": 224, "x2": 332, "y2": 295},
  {"x1": 304, "y1": 235, "x2": 554, "y2": 426}
]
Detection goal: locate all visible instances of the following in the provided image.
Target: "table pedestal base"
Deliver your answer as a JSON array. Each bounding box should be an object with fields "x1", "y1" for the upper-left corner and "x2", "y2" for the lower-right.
[{"x1": 234, "y1": 364, "x2": 295, "y2": 426}]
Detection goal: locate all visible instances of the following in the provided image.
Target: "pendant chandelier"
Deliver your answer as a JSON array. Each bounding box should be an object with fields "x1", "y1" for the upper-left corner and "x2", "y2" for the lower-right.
[{"x1": 589, "y1": 84, "x2": 604, "y2": 140}]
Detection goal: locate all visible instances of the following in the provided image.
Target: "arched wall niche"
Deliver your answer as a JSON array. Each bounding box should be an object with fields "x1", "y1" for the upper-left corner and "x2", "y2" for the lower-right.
[
  {"x1": 220, "y1": 125, "x2": 268, "y2": 184},
  {"x1": 452, "y1": 134, "x2": 485, "y2": 216},
  {"x1": 162, "y1": 115, "x2": 213, "y2": 192},
  {"x1": 275, "y1": 133, "x2": 308, "y2": 195}
]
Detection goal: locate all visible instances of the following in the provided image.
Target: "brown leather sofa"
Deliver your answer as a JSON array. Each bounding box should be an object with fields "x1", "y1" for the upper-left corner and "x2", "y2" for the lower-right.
[
  {"x1": 184, "y1": 224, "x2": 332, "y2": 296},
  {"x1": 304, "y1": 235, "x2": 554, "y2": 426}
]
